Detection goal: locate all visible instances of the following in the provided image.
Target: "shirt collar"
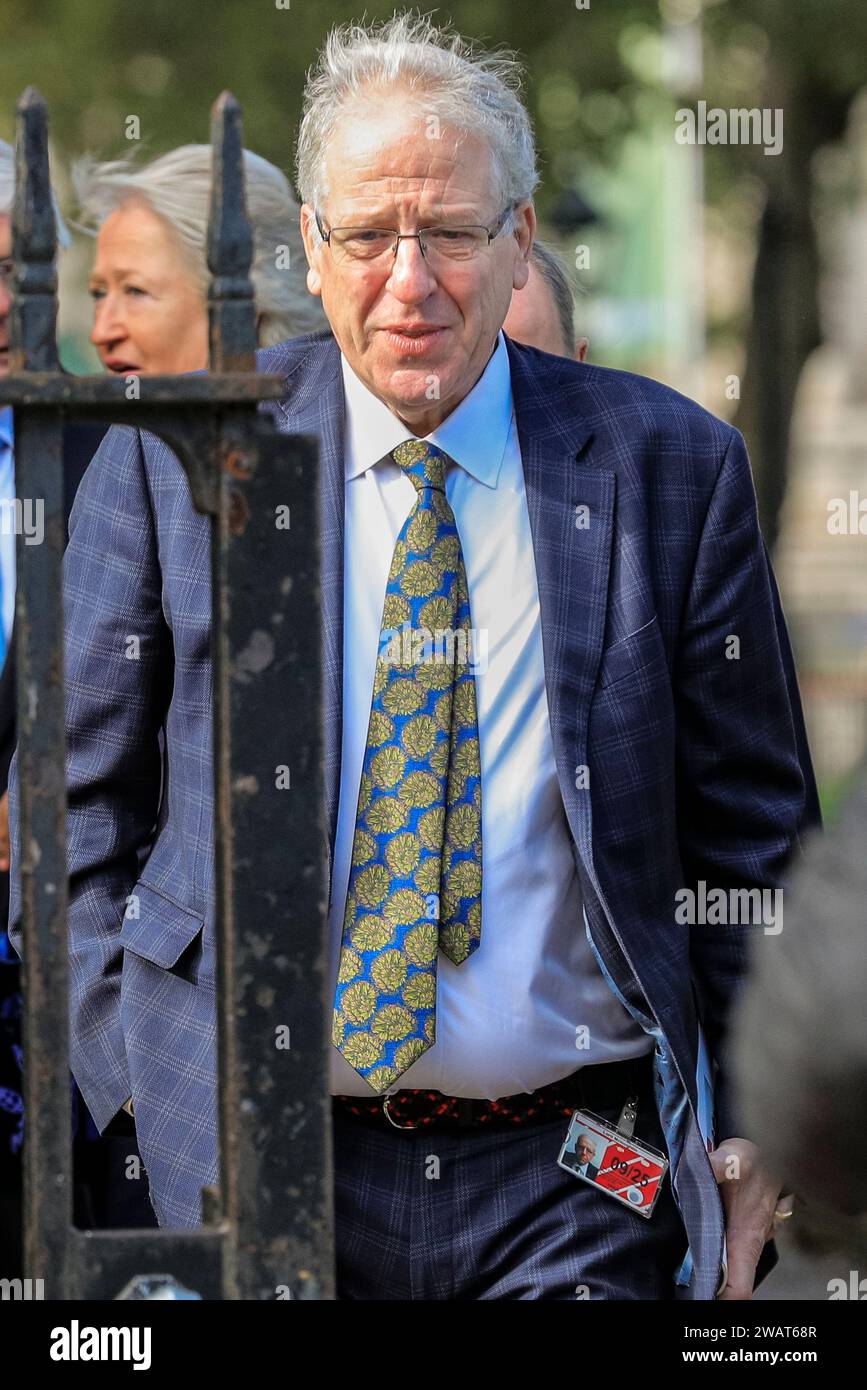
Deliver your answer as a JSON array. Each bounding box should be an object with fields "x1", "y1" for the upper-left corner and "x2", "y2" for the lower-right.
[
  {"x1": 340, "y1": 330, "x2": 513, "y2": 489},
  {"x1": 0, "y1": 407, "x2": 12, "y2": 451}
]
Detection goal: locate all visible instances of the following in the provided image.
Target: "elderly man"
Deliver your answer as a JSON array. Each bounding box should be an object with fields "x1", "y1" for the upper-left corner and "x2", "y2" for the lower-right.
[
  {"x1": 504, "y1": 239, "x2": 589, "y2": 361},
  {"x1": 9, "y1": 15, "x2": 819, "y2": 1300},
  {"x1": 573, "y1": 1133, "x2": 599, "y2": 1180}
]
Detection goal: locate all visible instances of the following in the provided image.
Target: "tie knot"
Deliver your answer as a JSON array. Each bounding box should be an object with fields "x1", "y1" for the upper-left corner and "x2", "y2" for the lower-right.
[{"x1": 391, "y1": 439, "x2": 448, "y2": 493}]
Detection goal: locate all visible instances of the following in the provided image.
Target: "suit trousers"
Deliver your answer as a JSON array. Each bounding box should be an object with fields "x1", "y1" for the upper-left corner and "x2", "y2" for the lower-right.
[{"x1": 333, "y1": 1073, "x2": 690, "y2": 1300}]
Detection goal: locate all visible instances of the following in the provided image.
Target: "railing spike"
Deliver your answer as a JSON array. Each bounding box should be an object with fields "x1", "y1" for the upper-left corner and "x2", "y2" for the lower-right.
[
  {"x1": 207, "y1": 90, "x2": 256, "y2": 373},
  {"x1": 11, "y1": 86, "x2": 59, "y2": 372}
]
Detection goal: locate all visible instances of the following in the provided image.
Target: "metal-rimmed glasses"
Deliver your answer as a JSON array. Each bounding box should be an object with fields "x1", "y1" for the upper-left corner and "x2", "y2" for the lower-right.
[{"x1": 314, "y1": 205, "x2": 516, "y2": 265}]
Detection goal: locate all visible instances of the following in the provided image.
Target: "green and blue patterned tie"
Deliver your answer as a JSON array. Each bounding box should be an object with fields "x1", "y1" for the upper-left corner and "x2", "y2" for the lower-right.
[{"x1": 333, "y1": 439, "x2": 483, "y2": 1093}]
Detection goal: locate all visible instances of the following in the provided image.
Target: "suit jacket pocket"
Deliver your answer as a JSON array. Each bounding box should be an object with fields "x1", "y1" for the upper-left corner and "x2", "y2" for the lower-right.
[
  {"x1": 596, "y1": 614, "x2": 668, "y2": 692},
  {"x1": 120, "y1": 878, "x2": 205, "y2": 972}
]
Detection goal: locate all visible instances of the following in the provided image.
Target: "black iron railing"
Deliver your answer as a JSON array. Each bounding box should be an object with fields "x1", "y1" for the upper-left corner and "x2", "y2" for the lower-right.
[{"x1": 0, "y1": 88, "x2": 333, "y2": 1300}]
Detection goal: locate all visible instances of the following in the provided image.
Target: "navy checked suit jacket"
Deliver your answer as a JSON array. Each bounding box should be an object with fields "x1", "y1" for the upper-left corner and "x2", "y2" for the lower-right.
[{"x1": 8, "y1": 331, "x2": 820, "y2": 1298}]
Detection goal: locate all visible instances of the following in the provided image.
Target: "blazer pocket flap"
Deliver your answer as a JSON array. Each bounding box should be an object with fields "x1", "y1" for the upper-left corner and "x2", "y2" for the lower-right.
[
  {"x1": 597, "y1": 615, "x2": 667, "y2": 691},
  {"x1": 120, "y1": 879, "x2": 204, "y2": 969}
]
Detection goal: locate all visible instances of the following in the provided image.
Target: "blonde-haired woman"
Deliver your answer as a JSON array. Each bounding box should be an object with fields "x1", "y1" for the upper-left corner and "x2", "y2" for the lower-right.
[{"x1": 75, "y1": 144, "x2": 326, "y2": 373}]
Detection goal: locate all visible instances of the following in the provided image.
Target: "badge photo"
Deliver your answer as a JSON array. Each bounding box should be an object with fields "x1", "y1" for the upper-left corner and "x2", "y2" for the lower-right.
[{"x1": 557, "y1": 1108, "x2": 669, "y2": 1218}]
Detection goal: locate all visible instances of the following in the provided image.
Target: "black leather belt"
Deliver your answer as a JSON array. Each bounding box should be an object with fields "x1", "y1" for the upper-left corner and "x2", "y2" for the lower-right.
[{"x1": 332, "y1": 1051, "x2": 656, "y2": 1131}]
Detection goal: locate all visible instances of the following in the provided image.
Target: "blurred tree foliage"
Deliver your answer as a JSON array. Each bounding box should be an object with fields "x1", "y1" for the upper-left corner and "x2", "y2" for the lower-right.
[
  {"x1": 1, "y1": 0, "x2": 865, "y2": 538},
  {"x1": 703, "y1": 0, "x2": 867, "y2": 544},
  {"x1": 0, "y1": 0, "x2": 649, "y2": 205}
]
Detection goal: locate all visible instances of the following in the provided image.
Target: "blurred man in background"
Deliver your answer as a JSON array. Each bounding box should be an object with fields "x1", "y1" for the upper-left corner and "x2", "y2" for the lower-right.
[
  {"x1": 734, "y1": 766, "x2": 864, "y2": 1268},
  {"x1": 504, "y1": 239, "x2": 588, "y2": 361}
]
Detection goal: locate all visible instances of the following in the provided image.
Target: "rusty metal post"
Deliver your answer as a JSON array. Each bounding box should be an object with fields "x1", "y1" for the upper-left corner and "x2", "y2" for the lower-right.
[
  {"x1": 9, "y1": 84, "x2": 72, "y2": 1300},
  {"x1": 207, "y1": 94, "x2": 334, "y2": 1301}
]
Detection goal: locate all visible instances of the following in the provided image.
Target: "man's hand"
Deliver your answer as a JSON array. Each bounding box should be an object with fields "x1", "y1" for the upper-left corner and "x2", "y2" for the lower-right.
[
  {"x1": 0, "y1": 790, "x2": 8, "y2": 872},
  {"x1": 709, "y1": 1138, "x2": 782, "y2": 1300}
]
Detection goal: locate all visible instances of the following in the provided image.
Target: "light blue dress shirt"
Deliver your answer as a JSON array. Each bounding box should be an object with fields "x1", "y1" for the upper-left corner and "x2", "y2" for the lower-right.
[{"x1": 330, "y1": 332, "x2": 651, "y2": 1098}]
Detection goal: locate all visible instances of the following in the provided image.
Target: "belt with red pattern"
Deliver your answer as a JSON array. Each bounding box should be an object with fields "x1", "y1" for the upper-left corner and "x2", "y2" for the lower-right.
[{"x1": 332, "y1": 1052, "x2": 655, "y2": 1131}]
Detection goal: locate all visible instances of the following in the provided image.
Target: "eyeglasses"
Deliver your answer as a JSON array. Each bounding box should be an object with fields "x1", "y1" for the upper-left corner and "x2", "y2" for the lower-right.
[{"x1": 314, "y1": 206, "x2": 516, "y2": 265}]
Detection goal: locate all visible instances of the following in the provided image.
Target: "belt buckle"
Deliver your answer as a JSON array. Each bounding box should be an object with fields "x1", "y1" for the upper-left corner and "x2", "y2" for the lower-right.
[{"x1": 382, "y1": 1090, "x2": 420, "y2": 1130}]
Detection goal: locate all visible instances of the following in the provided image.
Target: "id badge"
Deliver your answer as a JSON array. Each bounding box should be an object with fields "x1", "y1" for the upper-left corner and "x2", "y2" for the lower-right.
[{"x1": 557, "y1": 1106, "x2": 669, "y2": 1219}]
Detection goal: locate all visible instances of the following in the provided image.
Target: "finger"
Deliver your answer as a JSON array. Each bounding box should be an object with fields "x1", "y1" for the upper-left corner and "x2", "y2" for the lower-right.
[{"x1": 720, "y1": 1231, "x2": 763, "y2": 1300}]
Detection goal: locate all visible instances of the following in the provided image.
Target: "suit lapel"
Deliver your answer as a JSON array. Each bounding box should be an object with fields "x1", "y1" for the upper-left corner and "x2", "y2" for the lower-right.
[
  {"x1": 506, "y1": 337, "x2": 614, "y2": 866},
  {"x1": 272, "y1": 336, "x2": 345, "y2": 878}
]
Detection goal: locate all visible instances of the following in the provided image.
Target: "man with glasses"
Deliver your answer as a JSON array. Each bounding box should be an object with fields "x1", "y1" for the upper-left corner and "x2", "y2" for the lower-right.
[{"x1": 15, "y1": 15, "x2": 816, "y2": 1299}]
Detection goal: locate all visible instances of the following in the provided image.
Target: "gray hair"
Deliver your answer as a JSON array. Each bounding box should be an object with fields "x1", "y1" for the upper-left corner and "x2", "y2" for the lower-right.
[
  {"x1": 73, "y1": 144, "x2": 325, "y2": 345},
  {"x1": 296, "y1": 12, "x2": 539, "y2": 221},
  {"x1": 532, "y1": 241, "x2": 575, "y2": 356},
  {"x1": 0, "y1": 137, "x2": 71, "y2": 248}
]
